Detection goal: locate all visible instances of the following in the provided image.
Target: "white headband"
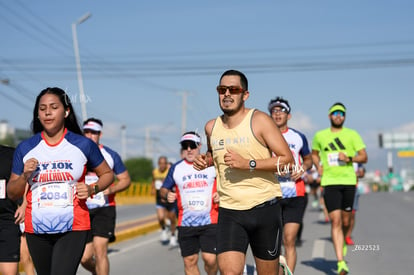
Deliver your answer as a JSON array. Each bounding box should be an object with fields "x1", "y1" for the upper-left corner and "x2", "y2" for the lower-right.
[
  {"x1": 180, "y1": 133, "x2": 201, "y2": 144},
  {"x1": 83, "y1": 121, "x2": 102, "y2": 132},
  {"x1": 268, "y1": 101, "x2": 291, "y2": 113}
]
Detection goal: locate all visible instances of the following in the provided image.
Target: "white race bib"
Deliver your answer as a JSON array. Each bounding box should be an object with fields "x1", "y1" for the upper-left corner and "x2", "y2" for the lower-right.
[
  {"x1": 185, "y1": 194, "x2": 209, "y2": 211},
  {"x1": 154, "y1": 179, "x2": 163, "y2": 190},
  {"x1": 32, "y1": 183, "x2": 73, "y2": 208},
  {"x1": 327, "y1": 152, "x2": 340, "y2": 166},
  {"x1": 85, "y1": 175, "x2": 105, "y2": 207},
  {"x1": 0, "y1": 179, "x2": 5, "y2": 199}
]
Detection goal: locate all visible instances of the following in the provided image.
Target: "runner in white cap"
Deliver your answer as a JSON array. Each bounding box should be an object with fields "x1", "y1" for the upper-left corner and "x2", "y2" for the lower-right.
[
  {"x1": 161, "y1": 131, "x2": 219, "y2": 275},
  {"x1": 80, "y1": 117, "x2": 131, "y2": 275}
]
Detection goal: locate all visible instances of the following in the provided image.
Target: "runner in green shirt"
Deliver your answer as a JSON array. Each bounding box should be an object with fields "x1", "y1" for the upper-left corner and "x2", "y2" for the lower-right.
[{"x1": 312, "y1": 102, "x2": 367, "y2": 275}]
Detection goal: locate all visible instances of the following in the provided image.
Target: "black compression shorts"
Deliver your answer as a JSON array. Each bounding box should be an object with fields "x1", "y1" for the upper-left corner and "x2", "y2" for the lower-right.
[
  {"x1": 26, "y1": 230, "x2": 88, "y2": 275},
  {"x1": 216, "y1": 199, "x2": 282, "y2": 260},
  {"x1": 323, "y1": 185, "x2": 356, "y2": 213},
  {"x1": 0, "y1": 222, "x2": 20, "y2": 262}
]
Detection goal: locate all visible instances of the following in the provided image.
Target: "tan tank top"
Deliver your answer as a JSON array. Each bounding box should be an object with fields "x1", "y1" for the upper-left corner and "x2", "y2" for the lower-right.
[
  {"x1": 210, "y1": 108, "x2": 282, "y2": 210},
  {"x1": 152, "y1": 168, "x2": 169, "y2": 190}
]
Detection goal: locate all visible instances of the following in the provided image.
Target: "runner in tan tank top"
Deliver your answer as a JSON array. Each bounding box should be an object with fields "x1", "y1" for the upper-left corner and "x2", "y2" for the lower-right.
[{"x1": 193, "y1": 70, "x2": 295, "y2": 275}]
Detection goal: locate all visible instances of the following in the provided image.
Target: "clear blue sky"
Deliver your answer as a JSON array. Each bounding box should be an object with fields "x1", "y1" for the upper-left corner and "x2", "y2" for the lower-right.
[{"x1": 1, "y1": 0, "x2": 414, "y2": 174}]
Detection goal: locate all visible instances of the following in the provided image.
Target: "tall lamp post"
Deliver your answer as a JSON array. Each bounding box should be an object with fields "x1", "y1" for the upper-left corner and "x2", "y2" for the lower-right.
[
  {"x1": 121, "y1": 125, "x2": 126, "y2": 160},
  {"x1": 72, "y1": 12, "x2": 91, "y2": 122}
]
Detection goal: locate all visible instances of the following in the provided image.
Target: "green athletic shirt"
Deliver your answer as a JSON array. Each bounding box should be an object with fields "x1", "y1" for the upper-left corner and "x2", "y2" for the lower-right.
[{"x1": 312, "y1": 127, "x2": 365, "y2": 186}]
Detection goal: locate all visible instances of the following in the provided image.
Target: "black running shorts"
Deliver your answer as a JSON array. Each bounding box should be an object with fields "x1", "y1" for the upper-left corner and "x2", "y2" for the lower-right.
[
  {"x1": 216, "y1": 199, "x2": 282, "y2": 260},
  {"x1": 279, "y1": 196, "x2": 307, "y2": 224},
  {"x1": 87, "y1": 206, "x2": 116, "y2": 242},
  {"x1": 323, "y1": 185, "x2": 356, "y2": 213},
  {"x1": 0, "y1": 222, "x2": 20, "y2": 262},
  {"x1": 178, "y1": 224, "x2": 217, "y2": 257}
]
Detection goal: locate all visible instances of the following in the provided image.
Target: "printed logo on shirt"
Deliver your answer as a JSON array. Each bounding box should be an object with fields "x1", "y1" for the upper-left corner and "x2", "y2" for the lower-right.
[{"x1": 31, "y1": 160, "x2": 75, "y2": 183}]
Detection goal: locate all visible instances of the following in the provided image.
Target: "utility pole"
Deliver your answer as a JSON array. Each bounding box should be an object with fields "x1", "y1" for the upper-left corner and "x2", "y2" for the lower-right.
[
  {"x1": 72, "y1": 12, "x2": 92, "y2": 122},
  {"x1": 145, "y1": 127, "x2": 152, "y2": 159},
  {"x1": 178, "y1": 91, "x2": 190, "y2": 135},
  {"x1": 121, "y1": 125, "x2": 126, "y2": 160}
]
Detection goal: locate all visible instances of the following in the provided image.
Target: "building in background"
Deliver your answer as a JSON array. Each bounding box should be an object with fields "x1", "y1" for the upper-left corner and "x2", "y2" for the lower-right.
[{"x1": 0, "y1": 120, "x2": 31, "y2": 146}]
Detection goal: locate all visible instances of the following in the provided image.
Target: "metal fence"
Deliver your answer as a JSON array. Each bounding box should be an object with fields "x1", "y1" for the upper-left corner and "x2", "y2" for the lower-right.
[{"x1": 117, "y1": 182, "x2": 152, "y2": 197}]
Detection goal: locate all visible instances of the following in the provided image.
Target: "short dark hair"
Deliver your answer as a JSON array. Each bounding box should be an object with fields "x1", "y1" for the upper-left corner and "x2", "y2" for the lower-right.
[{"x1": 219, "y1": 70, "x2": 248, "y2": 91}]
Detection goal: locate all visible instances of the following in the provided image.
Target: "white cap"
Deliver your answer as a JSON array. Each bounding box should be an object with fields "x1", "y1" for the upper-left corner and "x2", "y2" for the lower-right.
[
  {"x1": 180, "y1": 133, "x2": 201, "y2": 144},
  {"x1": 83, "y1": 121, "x2": 102, "y2": 132}
]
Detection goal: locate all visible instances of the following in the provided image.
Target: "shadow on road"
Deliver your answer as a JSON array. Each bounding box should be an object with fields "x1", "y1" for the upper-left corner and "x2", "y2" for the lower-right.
[
  {"x1": 301, "y1": 258, "x2": 337, "y2": 275},
  {"x1": 108, "y1": 248, "x2": 120, "y2": 254}
]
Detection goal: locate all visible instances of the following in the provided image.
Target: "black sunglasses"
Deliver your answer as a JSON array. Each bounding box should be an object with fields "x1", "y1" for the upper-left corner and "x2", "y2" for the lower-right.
[
  {"x1": 216, "y1": 85, "x2": 245, "y2": 95},
  {"x1": 83, "y1": 129, "x2": 100, "y2": 135},
  {"x1": 181, "y1": 141, "x2": 198, "y2": 150}
]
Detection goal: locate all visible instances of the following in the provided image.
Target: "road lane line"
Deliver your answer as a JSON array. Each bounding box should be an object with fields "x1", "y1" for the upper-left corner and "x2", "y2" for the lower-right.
[
  {"x1": 319, "y1": 212, "x2": 325, "y2": 221},
  {"x1": 312, "y1": 239, "x2": 325, "y2": 259},
  {"x1": 111, "y1": 236, "x2": 159, "y2": 256}
]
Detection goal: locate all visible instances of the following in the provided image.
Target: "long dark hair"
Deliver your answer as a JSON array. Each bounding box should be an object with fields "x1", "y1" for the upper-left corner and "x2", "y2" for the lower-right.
[{"x1": 31, "y1": 87, "x2": 82, "y2": 135}]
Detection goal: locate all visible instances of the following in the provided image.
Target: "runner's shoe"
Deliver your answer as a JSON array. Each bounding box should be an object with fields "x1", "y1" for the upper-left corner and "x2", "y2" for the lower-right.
[
  {"x1": 160, "y1": 229, "x2": 168, "y2": 242},
  {"x1": 345, "y1": 236, "x2": 354, "y2": 245},
  {"x1": 343, "y1": 242, "x2": 348, "y2": 257},
  {"x1": 337, "y1": 260, "x2": 349, "y2": 275},
  {"x1": 170, "y1": 235, "x2": 178, "y2": 247},
  {"x1": 279, "y1": 255, "x2": 293, "y2": 275}
]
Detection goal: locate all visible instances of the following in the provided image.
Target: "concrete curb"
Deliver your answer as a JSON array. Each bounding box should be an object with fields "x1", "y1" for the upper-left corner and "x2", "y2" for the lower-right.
[{"x1": 111, "y1": 214, "x2": 159, "y2": 244}]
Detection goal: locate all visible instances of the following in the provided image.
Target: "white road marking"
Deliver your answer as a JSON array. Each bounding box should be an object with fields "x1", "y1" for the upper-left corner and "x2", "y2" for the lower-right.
[
  {"x1": 312, "y1": 239, "x2": 326, "y2": 259},
  {"x1": 110, "y1": 236, "x2": 159, "y2": 256},
  {"x1": 403, "y1": 195, "x2": 412, "y2": 202},
  {"x1": 319, "y1": 212, "x2": 325, "y2": 221}
]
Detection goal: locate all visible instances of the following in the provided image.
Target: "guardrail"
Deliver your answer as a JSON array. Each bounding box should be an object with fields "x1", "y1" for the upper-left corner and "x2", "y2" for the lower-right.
[
  {"x1": 115, "y1": 182, "x2": 154, "y2": 205},
  {"x1": 117, "y1": 182, "x2": 152, "y2": 197}
]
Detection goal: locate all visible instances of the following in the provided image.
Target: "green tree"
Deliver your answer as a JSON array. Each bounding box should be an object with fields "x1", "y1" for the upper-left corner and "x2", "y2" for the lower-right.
[
  {"x1": 124, "y1": 157, "x2": 153, "y2": 182},
  {"x1": 0, "y1": 134, "x2": 16, "y2": 147}
]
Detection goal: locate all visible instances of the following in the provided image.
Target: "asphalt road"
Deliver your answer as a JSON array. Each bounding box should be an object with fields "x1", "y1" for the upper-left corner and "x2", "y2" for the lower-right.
[{"x1": 76, "y1": 191, "x2": 414, "y2": 275}]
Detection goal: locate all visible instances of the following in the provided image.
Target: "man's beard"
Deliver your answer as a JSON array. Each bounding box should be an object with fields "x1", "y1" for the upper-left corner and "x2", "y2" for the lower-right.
[
  {"x1": 222, "y1": 108, "x2": 238, "y2": 116},
  {"x1": 331, "y1": 120, "x2": 344, "y2": 128},
  {"x1": 220, "y1": 98, "x2": 244, "y2": 116}
]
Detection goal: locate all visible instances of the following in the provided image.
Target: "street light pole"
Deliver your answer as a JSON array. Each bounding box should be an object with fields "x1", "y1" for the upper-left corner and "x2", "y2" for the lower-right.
[
  {"x1": 121, "y1": 125, "x2": 126, "y2": 160},
  {"x1": 72, "y1": 12, "x2": 91, "y2": 122}
]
